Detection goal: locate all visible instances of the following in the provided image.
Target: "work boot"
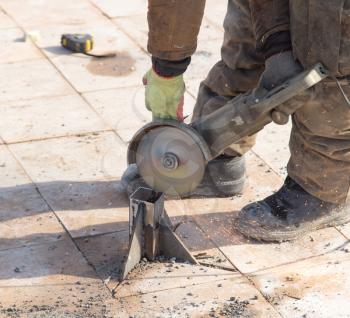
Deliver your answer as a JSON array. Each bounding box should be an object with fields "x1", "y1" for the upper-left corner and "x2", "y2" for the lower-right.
[
  {"x1": 121, "y1": 155, "x2": 246, "y2": 198},
  {"x1": 234, "y1": 177, "x2": 350, "y2": 242}
]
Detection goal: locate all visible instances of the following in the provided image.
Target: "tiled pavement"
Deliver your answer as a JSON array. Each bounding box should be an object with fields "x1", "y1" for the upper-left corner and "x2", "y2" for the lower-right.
[{"x1": 0, "y1": 1, "x2": 349, "y2": 318}]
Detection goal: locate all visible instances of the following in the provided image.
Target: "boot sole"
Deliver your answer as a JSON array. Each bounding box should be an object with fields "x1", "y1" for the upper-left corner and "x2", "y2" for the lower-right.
[{"x1": 234, "y1": 208, "x2": 350, "y2": 243}]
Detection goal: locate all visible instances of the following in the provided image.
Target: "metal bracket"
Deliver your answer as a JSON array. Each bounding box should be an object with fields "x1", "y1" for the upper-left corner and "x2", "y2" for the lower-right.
[{"x1": 120, "y1": 188, "x2": 198, "y2": 281}]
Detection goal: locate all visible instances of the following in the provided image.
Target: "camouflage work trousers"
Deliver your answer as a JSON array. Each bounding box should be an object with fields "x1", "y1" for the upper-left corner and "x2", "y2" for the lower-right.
[{"x1": 192, "y1": 0, "x2": 350, "y2": 204}]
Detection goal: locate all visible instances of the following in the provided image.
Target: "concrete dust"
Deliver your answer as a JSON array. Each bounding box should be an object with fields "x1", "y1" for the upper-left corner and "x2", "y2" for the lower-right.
[{"x1": 86, "y1": 51, "x2": 135, "y2": 77}]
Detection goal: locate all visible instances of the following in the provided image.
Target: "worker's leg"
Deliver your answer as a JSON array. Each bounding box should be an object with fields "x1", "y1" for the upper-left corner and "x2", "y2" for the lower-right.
[
  {"x1": 234, "y1": 82, "x2": 350, "y2": 242},
  {"x1": 190, "y1": 0, "x2": 264, "y2": 196},
  {"x1": 192, "y1": 0, "x2": 264, "y2": 156},
  {"x1": 288, "y1": 82, "x2": 350, "y2": 204}
]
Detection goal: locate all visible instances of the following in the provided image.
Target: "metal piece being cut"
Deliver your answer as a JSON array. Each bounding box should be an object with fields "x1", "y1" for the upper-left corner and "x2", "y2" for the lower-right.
[{"x1": 121, "y1": 188, "x2": 198, "y2": 281}]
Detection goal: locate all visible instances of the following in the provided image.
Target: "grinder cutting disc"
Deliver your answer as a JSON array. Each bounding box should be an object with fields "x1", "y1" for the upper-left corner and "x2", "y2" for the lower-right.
[{"x1": 130, "y1": 123, "x2": 209, "y2": 196}]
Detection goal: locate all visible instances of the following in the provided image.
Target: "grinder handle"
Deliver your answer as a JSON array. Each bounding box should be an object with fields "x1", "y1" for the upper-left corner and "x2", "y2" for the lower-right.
[{"x1": 192, "y1": 63, "x2": 329, "y2": 159}]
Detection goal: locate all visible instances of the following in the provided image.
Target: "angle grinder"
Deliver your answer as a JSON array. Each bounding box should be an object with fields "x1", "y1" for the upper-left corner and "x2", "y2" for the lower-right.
[{"x1": 128, "y1": 64, "x2": 328, "y2": 196}]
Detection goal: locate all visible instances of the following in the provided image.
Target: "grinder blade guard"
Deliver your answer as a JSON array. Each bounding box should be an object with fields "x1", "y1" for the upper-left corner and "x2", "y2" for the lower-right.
[{"x1": 128, "y1": 122, "x2": 211, "y2": 197}]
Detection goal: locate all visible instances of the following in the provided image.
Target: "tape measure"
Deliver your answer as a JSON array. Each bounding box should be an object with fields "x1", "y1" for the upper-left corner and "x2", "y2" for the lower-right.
[{"x1": 61, "y1": 34, "x2": 116, "y2": 58}]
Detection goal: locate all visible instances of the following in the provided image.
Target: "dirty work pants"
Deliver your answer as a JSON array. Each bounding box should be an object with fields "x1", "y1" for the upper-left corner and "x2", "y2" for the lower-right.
[{"x1": 192, "y1": 0, "x2": 350, "y2": 204}]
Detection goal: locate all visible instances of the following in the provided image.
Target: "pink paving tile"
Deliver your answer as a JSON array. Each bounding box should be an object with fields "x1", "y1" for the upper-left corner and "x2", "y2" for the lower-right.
[
  {"x1": 90, "y1": 0, "x2": 147, "y2": 18},
  {"x1": 0, "y1": 145, "x2": 30, "y2": 188},
  {"x1": 39, "y1": 180, "x2": 129, "y2": 238},
  {"x1": 0, "y1": 59, "x2": 74, "y2": 104},
  {"x1": 75, "y1": 230, "x2": 129, "y2": 289},
  {"x1": 48, "y1": 24, "x2": 150, "y2": 93},
  {"x1": 0, "y1": 0, "x2": 106, "y2": 28},
  {"x1": 0, "y1": 9, "x2": 16, "y2": 29},
  {"x1": 9, "y1": 132, "x2": 127, "y2": 183},
  {"x1": 0, "y1": 28, "x2": 42, "y2": 64},
  {"x1": 250, "y1": 248, "x2": 350, "y2": 318},
  {"x1": 0, "y1": 185, "x2": 65, "y2": 251},
  {"x1": 115, "y1": 266, "x2": 279, "y2": 318},
  {"x1": 0, "y1": 94, "x2": 107, "y2": 143}
]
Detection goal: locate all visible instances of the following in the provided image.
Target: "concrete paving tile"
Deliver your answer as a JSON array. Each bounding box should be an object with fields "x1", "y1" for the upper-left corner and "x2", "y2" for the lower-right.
[
  {"x1": 0, "y1": 145, "x2": 30, "y2": 188},
  {"x1": 0, "y1": 59, "x2": 74, "y2": 104},
  {"x1": 0, "y1": 95, "x2": 107, "y2": 143},
  {"x1": 253, "y1": 121, "x2": 292, "y2": 178},
  {"x1": 90, "y1": 0, "x2": 147, "y2": 18},
  {"x1": 220, "y1": 227, "x2": 348, "y2": 274},
  {"x1": 0, "y1": 28, "x2": 42, "y2": 64},
  {"x1": 115, "y1": 262, "x2": 238, "y2": 298},
  {"x1": 83, "y1": 86, "x2": 150, "y2": 141},
  {"x1": 185, "y1": 38, "x2": 222, "y2": 81},
  {"x1": 0, "y1": 9, "x2": 16, "y2": 29},
  {"x1": 115, "y1": 270, "x2": 279, "y2": 318},
  {"x1": 0, "y1": 282, "x2": 114, "y2": 318},
  {"x1": 35, "y1": 19, "x2": 124, "y2": 59},
  {"x1": 0, "y1": 185, "x2": 65, "y2": 251},
  {"x1": 0, "y1": 0, "x2": 106, "y2": 28},
  {"x1": 174, "y1": 219, "x2": 235, "y2": 270},
  {"x1": 39, "y1": 180, "x2": 129, "y2": 238},
  {"x1": 337, "y1": 223, "x2": 350, "y2": 239},
  {"x1": 204, "y1": 0, "x2": 228, "y2": 31},
  {"x1": 250, "y1": 248, "x2": 350, "y2": 318},
  {"x1": 113, "y1": 15, "x2": 223, "y2": 51},
  {"x1": 49, "y1": 25, "x2": 150, "y2": 93},
  {"x1": 0, "y1": 238, "x2": 98, "y2": 288},
  {"x1": 84, "y1": 87, "x2": 195, "y2": 143},
  {"x1": 9, "y1": 131, "x2": 127, "y2": 183},
  {"x1": 75, "y1": 230, "x2": 129, "y2": 289}
]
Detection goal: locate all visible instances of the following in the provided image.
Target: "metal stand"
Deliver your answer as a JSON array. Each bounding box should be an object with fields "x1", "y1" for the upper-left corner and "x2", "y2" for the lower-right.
[{"x1": 120, "y1": 188, "x2": 198, "y2": 281}]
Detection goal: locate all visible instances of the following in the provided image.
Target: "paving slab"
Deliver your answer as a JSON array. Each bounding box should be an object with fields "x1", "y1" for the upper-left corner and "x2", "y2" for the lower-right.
[
  {"x1": 90, "y1": 0, "x2": 147, "y2": 18},
  {"x1": 253, "y1": 121, "x2": 292, "y2": 178},
  {"x1": 0, "y1": 239, "x2": 114, "y2": 317},
  {"x1": 83, "y1": 86, "x2": 195, "y2": 143},
  {"x1": 0, "y1": 94, "x2": 107, "y2": 143},
  {"x1": 48, "y1": 24, "x2": 149, "y2": 93},
  {"x1": 0, "y1": 238, "x2": 98, "y2": 288},
  {"x1": 0, "y1": 0, "x2": 106, "y2": 28},
  {"x1": 35, "y1": 19, "x2": 125, "y2": 59},
  {"x1": 220, "y1": 227, "x2": 348, "y2": 274},
  {"x1": 337, "y1": 223, "x2": 350, "y2": 239},
  {"x1": 174, "y1": 218, "x2": 236, "y2": 271},
  {"x1": 113, "y1": 15, "x2": 223, "y2": 52},
  {"x1": 75, "y1": 230, "x2": 129, "y2": 289},
  {"x1": 0, "y1": 283, "x2": 114, "y2": 318},
  {"x1": 115, "y1": 262, "x2": 239, "y2": 298},
  {"x1": 0, "y1": 9, "x2": 16, "y2": 29},
  {"x1": 39, "y1": 180, "x2": 129, "y2": 238},
  {"x1": 250, "y1": 248, "x2": 350, "y2": 318},
  {"x1": 0, "y1": 145, "x2": 30, "y2": 188},
  {"x1": 9, "y1": 131, "x2": 127, "y2": 183},
  {"x1": 0, "y1": 59, "x2": 74, "y2": 104},
  {"x1": 204, "y1": 0, "x2": 227, "y2": 31},
  {"x1": 0, "y1": 28, "x2": 42, "y2": 64},
  {"x1": 0, "y1": 185, "x2": 65, "y2": 251},
  {"x1": 185, "y1": 38, "x2": 222, "y2": 81},
  {"x1": 115, "y1": 263, "x2": 279, "y2": 318}
]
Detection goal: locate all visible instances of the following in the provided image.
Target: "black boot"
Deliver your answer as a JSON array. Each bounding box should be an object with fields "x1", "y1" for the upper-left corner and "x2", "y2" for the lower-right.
[
  {"x1": 121, "y1": 155, "x2": 246, "y2": 198},
  {"x1": 234, "y1": 177, "x2": 350, "y2": 242}
]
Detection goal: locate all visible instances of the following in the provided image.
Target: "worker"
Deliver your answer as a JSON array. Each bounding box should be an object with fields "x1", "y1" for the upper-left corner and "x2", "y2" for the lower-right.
[{"x1": 122, "y1": 0, "x2": 350, "y2": 242}]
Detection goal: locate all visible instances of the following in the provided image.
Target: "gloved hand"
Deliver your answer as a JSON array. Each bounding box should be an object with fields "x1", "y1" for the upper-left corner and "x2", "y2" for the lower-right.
[
  {"x1": 143, "y1": 69, "x2": 186, "y2": 121},
  {"x1": 258, "y1": 51, "x2": 311, "y2": 125}
]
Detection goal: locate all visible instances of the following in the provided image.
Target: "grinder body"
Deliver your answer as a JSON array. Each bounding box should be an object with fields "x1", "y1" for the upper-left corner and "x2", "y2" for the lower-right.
[{"x1": 128, "y1": 64, "x2": 328, "y2": 196}]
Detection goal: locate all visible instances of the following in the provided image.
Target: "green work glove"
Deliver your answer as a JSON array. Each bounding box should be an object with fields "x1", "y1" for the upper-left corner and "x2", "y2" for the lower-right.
[{"x1": 143, "y1": 69, "x2": 185, "y2": 121}]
